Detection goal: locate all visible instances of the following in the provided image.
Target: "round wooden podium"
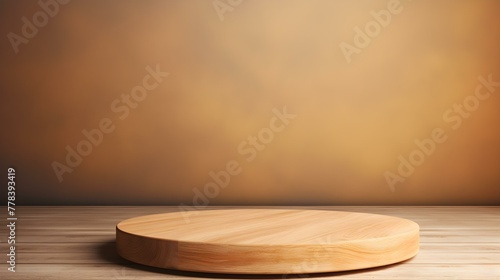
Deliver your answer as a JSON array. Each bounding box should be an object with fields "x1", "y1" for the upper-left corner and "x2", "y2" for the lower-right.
[{"x1": 116, "y1": 209, "x2": 419, "y2": 274}]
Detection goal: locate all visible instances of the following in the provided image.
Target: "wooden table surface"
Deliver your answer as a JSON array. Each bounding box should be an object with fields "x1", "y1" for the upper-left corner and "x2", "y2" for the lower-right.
[{"x1": 1, "y1": 206, "x2": 499, "y2": 279}]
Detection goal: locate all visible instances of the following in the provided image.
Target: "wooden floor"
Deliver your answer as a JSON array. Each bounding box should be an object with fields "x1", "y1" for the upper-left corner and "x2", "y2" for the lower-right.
[{"x1": 1, "y1": 206, "x2": 499, "y2": 279}]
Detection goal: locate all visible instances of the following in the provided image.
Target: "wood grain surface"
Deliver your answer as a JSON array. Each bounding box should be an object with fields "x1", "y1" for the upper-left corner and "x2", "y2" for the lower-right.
[
  {"x1": 116, "y1": 209, "x2": 420, "y2": 273},
  {"x1": 0, "y1": 206, "x2": 499, "y2": 279}
]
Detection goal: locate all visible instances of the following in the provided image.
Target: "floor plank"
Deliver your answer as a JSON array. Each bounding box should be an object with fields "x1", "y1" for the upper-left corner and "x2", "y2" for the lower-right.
[{"x1": 1, "y1": 206, "x2": 499, "y2": 279}]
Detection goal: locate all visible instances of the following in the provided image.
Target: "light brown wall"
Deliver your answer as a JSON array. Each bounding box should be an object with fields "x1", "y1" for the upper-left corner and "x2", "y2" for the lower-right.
[{"x1": 1, "y1": 0, "x2": 499, "y2": 205}]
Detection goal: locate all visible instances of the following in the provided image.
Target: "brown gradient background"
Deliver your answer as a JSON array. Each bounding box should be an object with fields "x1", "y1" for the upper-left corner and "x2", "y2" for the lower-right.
[{"x1": 1, "y1": 0, "x2": 499, "y2": 205}]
